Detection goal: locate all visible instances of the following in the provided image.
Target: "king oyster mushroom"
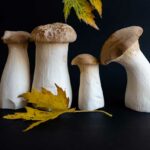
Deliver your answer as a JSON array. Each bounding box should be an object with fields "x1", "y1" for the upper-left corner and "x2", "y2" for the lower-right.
[
  {"x1": 31, "y1": 23, "x2": 77, "y2": 107},
  {"x1": 100, "y1": 26, "x2": 150, "y2": 112},
  {"x1": 0, "y1": 31, "x2": 30, "y2": 109},
  {"x1": 72, "y1": 54, "x2": 104, "y2": 110}
]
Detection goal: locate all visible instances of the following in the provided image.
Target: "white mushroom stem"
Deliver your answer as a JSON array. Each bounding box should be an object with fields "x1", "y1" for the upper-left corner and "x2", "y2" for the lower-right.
[
  {"x1": 32, "y1": 43, "x2": 72, "y2": 107},
  {"x1": 0, "y1": 43, "x2": 30, "y2": 109},
  {"x1": 78, "y1": 65, "x2": 104, "y2": 110},
  {"x1": 114, "y1": 42, "x2": 150, "y2": 112}
]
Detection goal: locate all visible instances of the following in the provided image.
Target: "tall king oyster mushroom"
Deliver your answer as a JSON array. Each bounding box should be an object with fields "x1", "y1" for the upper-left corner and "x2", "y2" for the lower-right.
[
  {"x1": 31, "y1": 23, "x2": 77, "y2": 107},
  {"x1": 0, "y1": 31, "x2": 30, "y2": 109},
  {"x1": 100, "y1": 26, "x2": 150, "y2": 112}
]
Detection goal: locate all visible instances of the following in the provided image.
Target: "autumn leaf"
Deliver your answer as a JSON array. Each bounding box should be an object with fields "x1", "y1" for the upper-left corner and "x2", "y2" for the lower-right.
[
  {"x1": 20, "y1": 84, "x2": 69, "y2": 111},
  {"x1": 3, "y1": 84, "x2": 75, "y2": 131},
  {"x1": 89, "y1": 0, "x2": 103, "y2": 17},
  {"x1": 3, "y1": 107, "x2": 52, "y2": 121},
  {"x1": 63, "y1": 0, "x2": 100, "y2": 30},
  {"x1": 24, "y1": 108, "x2": 76, "y2": 132},
  {"x1": 63, "y1": 0, "x2": 73, "y2": 21},
  {"x1": 4, "y1": 107, "x2": 75, "y2": 132},
  {"x1": 3, "y1": 106, "x2": 112, "y2": 132},
  {"x1": 3, "y1": 84, "x2": 112, "y2": 132}
]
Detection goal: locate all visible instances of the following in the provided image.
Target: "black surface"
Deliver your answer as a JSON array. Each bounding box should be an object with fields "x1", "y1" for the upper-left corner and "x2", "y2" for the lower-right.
[{"x1": 0, "y1": 104, "x2": 150, "y2": 150}]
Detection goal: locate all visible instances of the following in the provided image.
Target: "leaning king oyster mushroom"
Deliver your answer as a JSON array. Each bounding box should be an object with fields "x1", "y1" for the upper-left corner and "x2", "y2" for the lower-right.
[
  {"x1": 31, "y1": 23, "x2": 77, "y2": 107},
  {"x1": 101, "y1": 26, "x2": 150, "y2": 112}
]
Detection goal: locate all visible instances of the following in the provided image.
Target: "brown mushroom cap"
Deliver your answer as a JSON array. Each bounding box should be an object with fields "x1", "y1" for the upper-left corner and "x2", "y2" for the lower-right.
[
  {"x1": 100, "y1": 26, "x2": 143, "y2": 65},
  {"x1": 2, "y1": 31, "x2": 31, "y2": 44},
  {"x1": 31, "y1": 23, "x2": 77, "y2": 43},
  {"x1": 72, "y1": 54, "x2": 99, "y2": 66}
]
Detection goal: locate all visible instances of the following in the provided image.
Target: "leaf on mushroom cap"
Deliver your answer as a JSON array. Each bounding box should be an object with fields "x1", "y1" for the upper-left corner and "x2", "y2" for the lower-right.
[
  {"x1": 31, "y1": 23, "x2": 77, "y2": 43},
  {"x1": 100, "y1": 26, "x2": 143, "y2": 65},
  {"x1": 2, "y1": 31, "x2": 31, "y2": 44},
  {"x1": 72, "y1": 54, "x2": 99, "y2": 66}
]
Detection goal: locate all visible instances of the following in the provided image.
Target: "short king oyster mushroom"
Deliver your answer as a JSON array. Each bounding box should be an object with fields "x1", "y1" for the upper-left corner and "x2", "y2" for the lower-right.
[
  {"x1": 31, "y1": 23, "x2": 77, "y2": 107},
  {"x1": 72, "y1": 54, "x2": 104, "y2": 110},
  {"x1": 0, "y1": 31, "x2": 30, "y2": 109},
  {"x1": 100, "y1": 26, "x2": 150, "y2": 112}
]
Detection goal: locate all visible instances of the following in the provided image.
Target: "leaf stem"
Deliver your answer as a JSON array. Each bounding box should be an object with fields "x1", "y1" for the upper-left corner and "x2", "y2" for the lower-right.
[{"x1": 66, "y1": 109, "x2": 112, "y2": 117}]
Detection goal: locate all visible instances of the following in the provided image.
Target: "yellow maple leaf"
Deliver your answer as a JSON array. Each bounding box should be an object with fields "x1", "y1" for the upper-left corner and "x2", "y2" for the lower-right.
[
  {"x1": 3, "y1": 107, "x2": 52, "y2": 121},
  {"x1": 89, "y1": 0, "x2": 103, "y2": 17},
  {"x1": 3, "y1": 84, "x2": 112, "y2": 132},
  {"x1": 63, "y1": 0, "x2": 99, "y2": 30},
  {"x1": 23, "y1": 108, "x2": 76, "y2": 132},
  {"x1": 20, "y1": 84, "x2": 69, "y2": 111},
  {"x1": 4, "y1": 106, "x2": 76, "y2": 131},
  {"x1": 3, "y1": 85, "x2": 77, "y2": 131}
]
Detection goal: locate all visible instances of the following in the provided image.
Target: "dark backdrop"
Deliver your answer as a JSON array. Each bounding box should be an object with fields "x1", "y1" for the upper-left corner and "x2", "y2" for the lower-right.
[{"x1": 0, "y1": 0, "x2": 149, "y2": 107}]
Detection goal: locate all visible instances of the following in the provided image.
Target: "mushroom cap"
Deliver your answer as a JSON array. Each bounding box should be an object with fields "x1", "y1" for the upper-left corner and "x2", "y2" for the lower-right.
[
  {"x1": 31, "y1": 23, "x2": 77, "y2": 43},
  {"x1": 100, "y1": 26, "x2": 143, "y2": 65},
  {"x1": 2, "y1": 31, "x2": 31, "y2": 44},
  {"x1": 71, "y1": 54, "x2": 99, "y2": 66}
]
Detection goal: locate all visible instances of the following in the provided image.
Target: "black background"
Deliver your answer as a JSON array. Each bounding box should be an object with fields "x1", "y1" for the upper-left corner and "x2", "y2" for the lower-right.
[
  {"x1": 0, "y1": 0, "x2": 150, "y2": 106},
  {"x1": 0, "y1": 0, "x2": 150, "y2": 150}
]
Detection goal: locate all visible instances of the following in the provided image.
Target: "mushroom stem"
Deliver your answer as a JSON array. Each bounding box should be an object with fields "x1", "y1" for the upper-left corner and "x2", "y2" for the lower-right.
[
  {"x1": 0, "y1": 33, "x2": 30, "y2": 109},
  {"x1": 115, "y1": 42, "x2": 150, "y2": 112},
  {"x1": 32, "y1": 43, "x2": 72, "y2": 107},
  {"x1": 79, "y1": 65, "x2": 104, "y2": 110}
]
